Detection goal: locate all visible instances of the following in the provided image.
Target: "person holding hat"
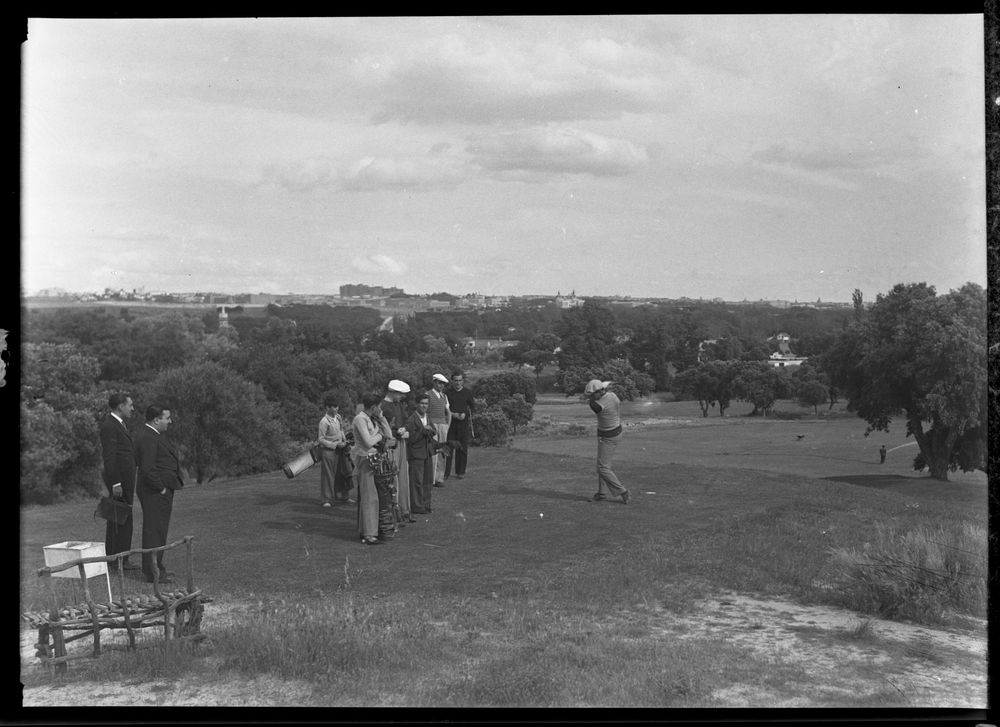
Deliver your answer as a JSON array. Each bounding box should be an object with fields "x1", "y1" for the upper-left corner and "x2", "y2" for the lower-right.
[
  {"x1": 427, "y1": 373, "x2": 452, "y2": 486},
  {"x1": 584, "y1": 379, "x2": 630, "y2": 504},
  {"x1": 381, "y1": 379, "x2": 415, "y2": 524}
]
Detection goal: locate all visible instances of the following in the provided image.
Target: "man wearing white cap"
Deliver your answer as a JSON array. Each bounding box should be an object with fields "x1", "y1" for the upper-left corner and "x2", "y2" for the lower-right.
[
  {"x1": 585, "y1": 379, "x2": 630, "y2": 504},
  {"x1": 381, "y1": 379, "x2": 415, "y2": 524},
  {"x1": 426, "y1": 373, "x2": 451, "y2": 486}
]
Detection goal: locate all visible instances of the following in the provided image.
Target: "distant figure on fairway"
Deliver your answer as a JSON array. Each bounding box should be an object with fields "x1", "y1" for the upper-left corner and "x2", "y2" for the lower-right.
[
  {"x1": 99, "y1": 392, "x2": 139, "y2": 573},
  {"x1": 879, "y1": 445, "x2": 887, "y2": 464},
  {"x1": 352, "y1": 393, "x2": 395, "y2": 545},
  {"x1": 444, "y1": 370, "x2": 475, "y2": 480},
  {"x1": 585, "y1": 379, "x2": 630, "y2": 505},
  {"x1": 133, "y1": 405, "x2": 185, "y2": 583},
  {"x1": 427, "y1": 373, "x2": 452, "y2": 486}
]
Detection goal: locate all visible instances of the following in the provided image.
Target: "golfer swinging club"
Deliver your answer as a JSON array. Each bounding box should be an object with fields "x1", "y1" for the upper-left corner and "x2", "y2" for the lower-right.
[{"x1": 585, "y1": 379, "x2": 630, "y2": 504}]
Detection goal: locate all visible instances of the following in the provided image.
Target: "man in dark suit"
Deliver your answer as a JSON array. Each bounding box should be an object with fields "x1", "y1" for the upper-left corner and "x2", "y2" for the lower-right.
[
  {"x1": 99, "y1": 393, "x2": 140, "y2": 572},
  {"x1": 133, "y1": 405, "x2": 185, "y2": 584},
  {"x1": 444, "y1": 371, "x2": 475, "y2": 479},
  {"x1": 405, "y1": 393, "x2": 438, "y2": 515}
]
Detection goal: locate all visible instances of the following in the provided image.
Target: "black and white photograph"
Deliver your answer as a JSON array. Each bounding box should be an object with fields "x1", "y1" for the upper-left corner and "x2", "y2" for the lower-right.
[{"x1": 18, "y1": 15, "x2": 990, "y2": 712}]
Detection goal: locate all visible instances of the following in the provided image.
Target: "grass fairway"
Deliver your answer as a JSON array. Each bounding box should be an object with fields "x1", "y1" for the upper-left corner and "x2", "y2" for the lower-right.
[{"x1": 18, "y1": 399, "x2": 988, "y2": 708}]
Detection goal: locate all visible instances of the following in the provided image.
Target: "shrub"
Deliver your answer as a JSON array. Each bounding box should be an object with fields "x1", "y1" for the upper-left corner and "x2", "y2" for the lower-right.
[
  {"x1": 556, "y1": 359, "x2": 654, "y2": 400},
  {"x1": 143, "y1": 361, "x2": 290, "y2": 483},
  {"x1": 474, "y1": 371, "x2": 537, "y2": 406},
  {"x1": 20, "y1": 343, "x2": 106, "y2": 503},
  {"x1": 472, "y1": 406, "x2": 514, "y2": 447},
  {"x1": 499, "y1": 394, "x2": 534, "y2": 433},
  {"x1": 829, "y1": 521, "x2": 987, "y2": 625}
]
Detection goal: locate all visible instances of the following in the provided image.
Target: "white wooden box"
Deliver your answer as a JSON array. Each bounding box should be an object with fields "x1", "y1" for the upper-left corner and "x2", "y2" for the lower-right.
[{"x1": 43, "y1": 541, "x2": 108, "y2": 579}]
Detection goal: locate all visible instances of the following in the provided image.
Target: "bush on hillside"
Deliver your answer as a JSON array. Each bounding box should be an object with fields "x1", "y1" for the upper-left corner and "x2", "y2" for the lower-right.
[
  {"x1": 471, "y1": 406, "x2": 514, "y2": 447},
  {"x1": 20, "y1": 343, "x2": 106, "y2": 503},
  {"x1": 556, "y1": 359, "x2": 654, "y2": 400},
  {"x1": 474, "y1": 371, "x2": 537, "y2": 406},
  {"x1": 499, "y1": 394, "x2": 534, "y2": 433},
  {"x1": 143, "y1": 361, "x2": 290, "y2": 483}
]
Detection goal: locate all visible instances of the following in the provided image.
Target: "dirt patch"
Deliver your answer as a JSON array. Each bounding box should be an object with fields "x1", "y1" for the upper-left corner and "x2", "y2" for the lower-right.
[
  {"x1": 19, "y1": 593, "x2": 986, "y2": 707},
  {"x1": 638, "y1": 592, "x2": 986, "y2": 707}
]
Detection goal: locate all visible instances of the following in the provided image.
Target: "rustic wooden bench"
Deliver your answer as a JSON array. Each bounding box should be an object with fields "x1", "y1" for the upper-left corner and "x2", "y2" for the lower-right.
[{"x1": 21, "y1": 535, "x2": 211, "y2": 672}]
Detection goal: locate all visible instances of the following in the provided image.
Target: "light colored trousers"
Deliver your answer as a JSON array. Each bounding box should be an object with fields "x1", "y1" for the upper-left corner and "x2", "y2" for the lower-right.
[
  {"x1": 319, "y1": 449, "x2": 338, "y2": 502},
  {"x1": 391, "y1": 439, "x2": 410, "y2": 516},
  {"x1": 430, "y1": 423, "x2": 449, "y2": 483},
  {"x1": 596, "y1": 434, "x2": 626, "y2": 495},
  {"x1": 355, "y1": 458, "x2": 393, "y2": 538}
]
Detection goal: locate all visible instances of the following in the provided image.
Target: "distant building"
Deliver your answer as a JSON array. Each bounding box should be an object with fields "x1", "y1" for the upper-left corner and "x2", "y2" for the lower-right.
[
  {"x1": 767, "y1": 332, "x2": 808, "y2": 368},
  {"x1": 340, "y1": 283, "x2": 404, "y2": 298},
  {"x1": 697, "y1": 339, "x2": 720, "y2": 363},
  {"x1": 460, "y1": 337, "x2": 519, "y2": 354},
  {"x1": 555, "y1": 290, "x2": 584, "y2": 308}
]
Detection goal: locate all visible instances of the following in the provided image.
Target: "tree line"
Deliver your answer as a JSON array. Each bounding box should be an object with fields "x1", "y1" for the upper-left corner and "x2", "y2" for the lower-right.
[{"x1": 20, "y1": 282, "x2": 986, "y2": 502}]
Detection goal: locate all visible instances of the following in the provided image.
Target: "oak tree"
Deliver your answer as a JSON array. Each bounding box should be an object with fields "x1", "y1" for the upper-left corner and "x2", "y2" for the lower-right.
[{"x1": 826, "y1": 282, "x2": 987, "y2": 480}]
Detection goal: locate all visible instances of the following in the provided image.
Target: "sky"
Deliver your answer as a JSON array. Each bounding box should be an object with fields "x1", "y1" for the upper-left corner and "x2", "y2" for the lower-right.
[{"x1": 21, "y1": 16, "x2": 987, "y2": 302}]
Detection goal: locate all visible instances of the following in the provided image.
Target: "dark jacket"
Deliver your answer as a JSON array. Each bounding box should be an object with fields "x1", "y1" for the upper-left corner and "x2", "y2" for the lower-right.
[
  {"x1": 100, "y1": 414, "x2": 135, "y2": 489},
  {"x1": 133, "y1": 424, "x2": 185, "y2": 494},
  {"x1": 405, "y1": 411, "x2": 438, "y2": 460}
]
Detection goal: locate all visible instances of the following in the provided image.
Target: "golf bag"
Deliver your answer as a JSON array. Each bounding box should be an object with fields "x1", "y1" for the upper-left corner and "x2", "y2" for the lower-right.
[{"x1": 368, "y1": 445, "x2": 402, "y2": 531}]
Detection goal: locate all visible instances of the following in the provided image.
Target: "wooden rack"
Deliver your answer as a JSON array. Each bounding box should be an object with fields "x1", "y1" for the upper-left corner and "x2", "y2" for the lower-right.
[{"x1": 22, "y1": 535, "x2": 211, "y2": 672}]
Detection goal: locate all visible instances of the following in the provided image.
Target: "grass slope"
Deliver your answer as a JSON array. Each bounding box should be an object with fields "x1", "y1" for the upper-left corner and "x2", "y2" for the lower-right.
[{"x1": 18, "y1": 402, "x2": 987, "y2": 707}]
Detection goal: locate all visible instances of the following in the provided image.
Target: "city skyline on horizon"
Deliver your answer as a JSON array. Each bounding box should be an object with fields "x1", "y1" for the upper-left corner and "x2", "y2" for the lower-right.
[
  {"x1": 26, "y1": 280, "x2": 876, "y2": 304},
  {"x1": 22, "y1": 17, "x2": 986, "y2": 303}
]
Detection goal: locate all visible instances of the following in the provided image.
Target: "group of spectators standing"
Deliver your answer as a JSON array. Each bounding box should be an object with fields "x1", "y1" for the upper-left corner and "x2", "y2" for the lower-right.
[
  {"x1": 316, "y1": 371, "x2": 477, "y2": 545},
  {"x1": 97, "y1": 372, "x2": 627, "y2": 567}
]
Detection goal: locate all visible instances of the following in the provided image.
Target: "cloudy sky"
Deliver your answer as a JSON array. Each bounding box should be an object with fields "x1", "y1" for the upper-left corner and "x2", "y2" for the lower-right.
[{"x1": 22, "y1": 16, "x2": 986, "y2": 302}]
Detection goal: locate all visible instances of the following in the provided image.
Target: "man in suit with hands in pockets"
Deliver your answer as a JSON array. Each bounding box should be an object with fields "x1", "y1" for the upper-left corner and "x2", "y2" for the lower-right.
[{"x1": 133, "y1": 404, "x2": 185, "y2": 583}]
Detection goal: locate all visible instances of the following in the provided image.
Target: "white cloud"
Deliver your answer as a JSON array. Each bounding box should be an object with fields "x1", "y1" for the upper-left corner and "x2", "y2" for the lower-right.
[
  {"x1": 261, "y1": 154, "x2": 467, "y2": 192},
  {"x1": 468, "y1": 126, "x2": 648, "y2": 178},
  {"x1": 360, "y1": 30, "x2": 665, "y2": 125},
  {"x1": 352, "y1": 254, "x2": 407, "y2": 275}
]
